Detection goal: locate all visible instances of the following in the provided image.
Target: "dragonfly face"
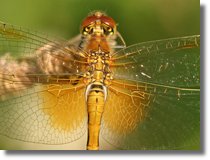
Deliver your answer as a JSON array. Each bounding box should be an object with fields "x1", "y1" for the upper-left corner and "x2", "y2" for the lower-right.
[
  {"x1": 81, "y1": 11, "x2": 116, "y2": 36},
  {"x1": 0, "y1": 11, "x2": 200, "y2": 150}
]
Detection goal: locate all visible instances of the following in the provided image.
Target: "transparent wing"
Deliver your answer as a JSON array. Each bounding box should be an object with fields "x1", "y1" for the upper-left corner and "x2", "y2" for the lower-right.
[
  {"x1": 101, "y1": 82, "x2": 200, "y2": 150},
  {"x1": 0, "y1": 83, "x2": 87, "y2": 144},
  {"x1": 0, "y1": 21, "x2": 89, "y2": 76},
  {"x1": 0, "y1": 22, "x2": 89, "y2": 144},
  {"x1": 101, "y1": 35, "x2": 200, "y2": 150},
  {"x1": 111, "y1": 35, "x2": 200, "y2": 88}
]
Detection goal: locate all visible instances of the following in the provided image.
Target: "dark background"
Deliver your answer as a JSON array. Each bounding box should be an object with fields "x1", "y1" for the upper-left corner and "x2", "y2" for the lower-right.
[{"x1": 0, "y1": 0, "x2": 200, "y2": 150}]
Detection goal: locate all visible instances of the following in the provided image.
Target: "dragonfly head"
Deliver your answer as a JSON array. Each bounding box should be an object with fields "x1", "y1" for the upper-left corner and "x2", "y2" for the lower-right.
[{"x1": 80, "y1": 11, "x2": 116, "y2": 37}]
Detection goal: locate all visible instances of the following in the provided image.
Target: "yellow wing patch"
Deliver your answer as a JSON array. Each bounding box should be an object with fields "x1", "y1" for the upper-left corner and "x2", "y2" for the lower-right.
[
  {"x1": 39, "y1": 84, "x2": 87, "y2": 133},
  {"x1": 102, "y1": 86, "x2": 150, "y2": 135}
]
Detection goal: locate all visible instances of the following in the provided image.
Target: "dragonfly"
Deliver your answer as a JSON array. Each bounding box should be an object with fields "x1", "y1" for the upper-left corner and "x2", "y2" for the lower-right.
[{"x1": 0, "y1": 11, "x2": 200, "y2": 150}]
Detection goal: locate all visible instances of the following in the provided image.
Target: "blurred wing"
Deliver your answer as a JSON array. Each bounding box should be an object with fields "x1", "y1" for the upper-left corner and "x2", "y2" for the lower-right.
[
  {"x1": 0, "y1": 22, "x2": 89, "y2": 144},
  {"x1": 101, "y1": 35, "x2": 200, "y2": 150},
  {"x1": 0, "y1": 21, "x2": 89, "y2": 76}
]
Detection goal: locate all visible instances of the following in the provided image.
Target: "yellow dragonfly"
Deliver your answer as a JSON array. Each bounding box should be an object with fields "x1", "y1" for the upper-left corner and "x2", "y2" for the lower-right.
[{"x1": 0, "y1": 11, "x2": 200, "y2": 150}]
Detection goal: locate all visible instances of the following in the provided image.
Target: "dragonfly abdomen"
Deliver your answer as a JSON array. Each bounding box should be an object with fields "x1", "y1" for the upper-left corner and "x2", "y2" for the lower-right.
[{"x1": 86, "y1": 84, "x2": 105, "y2": 150}]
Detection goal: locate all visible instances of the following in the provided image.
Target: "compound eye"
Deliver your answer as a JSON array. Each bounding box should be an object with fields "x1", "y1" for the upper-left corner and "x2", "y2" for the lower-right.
[
  {"x1": 100, "y1": 16, "x2": 116, "y2": 28},
  {"x1": 81, "y1": 16, "x2": 98, "y2": 28}
]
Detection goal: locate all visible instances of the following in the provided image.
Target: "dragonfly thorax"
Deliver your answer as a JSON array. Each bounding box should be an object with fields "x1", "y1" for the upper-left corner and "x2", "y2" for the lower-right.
[{"x1": 84, "y1": 50, "x2": 112, "y2": 86}]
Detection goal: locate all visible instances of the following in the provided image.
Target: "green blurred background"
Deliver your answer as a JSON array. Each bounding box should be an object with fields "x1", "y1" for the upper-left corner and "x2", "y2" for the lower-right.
[{"x1": 0, "y1": 0, "x2": 200, "y2": 150}]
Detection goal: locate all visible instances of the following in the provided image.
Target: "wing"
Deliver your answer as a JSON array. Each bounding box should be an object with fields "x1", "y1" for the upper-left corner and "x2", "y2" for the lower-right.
[
  {"x1": 111, "y1": 35, "x2": 200, "y2": 88},
  {"x1": 101, "y1": 35, "x2": 200, "y2": 150},
  {"x1": 0, "y1": 83, "x2": 87, "y2": 144},
  {"x1": 0, "y1": 21, "x2": 89, "y2": 75},
  {"x1": 0, "y1": 21, "x2": 89, "y2": 144}
]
